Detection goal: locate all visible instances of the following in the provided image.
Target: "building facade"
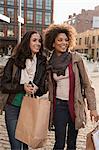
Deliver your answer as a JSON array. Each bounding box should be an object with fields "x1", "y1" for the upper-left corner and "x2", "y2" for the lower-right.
[
  {"x1": 0, "y1": 0, "x2": 54, "y2": 55},
  {"x1": 75, "y1": 29, "x2": 99, "y2": 61},
  {"x1": 66, "y1": 5, "x2": 99, "y2": 33}
]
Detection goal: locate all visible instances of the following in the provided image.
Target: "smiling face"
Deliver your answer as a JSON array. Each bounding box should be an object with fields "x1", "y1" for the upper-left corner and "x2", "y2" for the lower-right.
[
  {"x1": 53, "y1": 33, "x2": 69, "y2": 56},
  {"x1": 29, "y1": 33, "x2": 41, "y2": 55}
]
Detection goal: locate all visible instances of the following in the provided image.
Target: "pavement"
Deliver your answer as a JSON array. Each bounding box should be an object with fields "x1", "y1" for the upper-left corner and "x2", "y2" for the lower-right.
[{"x1": 0, "y1": 60, "x2": 99, "y2": 150}]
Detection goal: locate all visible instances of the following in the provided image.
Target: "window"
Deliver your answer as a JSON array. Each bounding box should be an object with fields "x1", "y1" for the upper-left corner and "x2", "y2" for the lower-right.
[
  {"x1": 17, "y1": 9, "x2": 24, "y2": 18},
  {"x1": 0, "y1": 24, "x2": 4, "y2": 37},
  {"x1": 0, "y1": 7, "x2": 4, "y2": 14},
  {"x1": 92, "y1": 36, "x2": 95, "y2": 44},
  {"x1": 36, "y1": 0, "x2": 42, "y2": 9},
  {"x1": 17, "y1": 0, "x2": 24, "y2": 7},
  {"x1": 85, "y1": 37, "x2": 89, "y2": 45},
  {"x1": 92, "y1": 49, "x2": 94, "y2": 58},
  {"x1": 0, "y1": 0, "x2": 4, "y2": 5},
  {"x1": 45, "y1": 0, "x2": 51, "y2": 10},
  {"x1": 21, "y1": 9, "x2": 24, "y2": 18},
  {"x1": 45, "y1": 12, "x2": 51, "y2": 25},
  {"x1": 21, "y1": 0, "x2": 24, "y2": 7},
  {"x1": 87, "y1": 37, "x2": 89, "y2": 44},
  {"x1": 79, "y1": 38, "x2": 82, "y2": 45},
  {"x1": 27, "y1": 10, "x2": 33, "y2": 23},
  {"x1": 97, "y1": 35, "x2": 99, "y2": 42},
  {"x1": 85, "y1": 49, "x2": 88, "y2": 54},
  {"x1": 7, "y1": 0, "x2": 14, "y2": 5},
  {"x1": 7, "y1": 8, "x2": 14, "y2": 22},
  {"x1": 85, "y1": 37, "x2": 87, "y2": 45},
  {"x1": 36, "y1": 26, "x2": 42, "y2": 33},
  {"x1": 36, "y1": 12, "x2": 42, "y2": 24},
  {"x1": 26, "y1": 25, "x2": 33, "y2": 31},
  {"x1": 27, "y1": 0, "x2": 33, "y2": 8},
  {"x1": 7, "y1": 25, "x2": 14, "y2": 37}
]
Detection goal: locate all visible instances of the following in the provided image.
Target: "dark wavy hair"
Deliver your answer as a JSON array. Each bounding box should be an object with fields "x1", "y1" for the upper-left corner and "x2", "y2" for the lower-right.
[
  {"x1": 12, "y1": 30, "x2": 43, "y2": 68},
  {"x1": 44, "y1": 23, "x2": 77, "y2": 52}
]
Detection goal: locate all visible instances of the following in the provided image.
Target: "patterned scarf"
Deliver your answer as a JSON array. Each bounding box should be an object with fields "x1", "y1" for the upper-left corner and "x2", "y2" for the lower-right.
[{"x1": 48, "y1": 51, "x2": 72, "y2": 76}]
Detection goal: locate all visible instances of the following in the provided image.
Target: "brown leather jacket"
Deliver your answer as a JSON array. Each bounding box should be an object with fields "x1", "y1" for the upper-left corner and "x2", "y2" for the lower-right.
[{"x1": 1, "y1": 55, "x2": 47, "y2": 105}]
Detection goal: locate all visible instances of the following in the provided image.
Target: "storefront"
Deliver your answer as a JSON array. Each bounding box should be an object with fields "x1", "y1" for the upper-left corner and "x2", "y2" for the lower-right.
[{"x1": 0, "y1": 37, "x2": 17, "y2": 55}]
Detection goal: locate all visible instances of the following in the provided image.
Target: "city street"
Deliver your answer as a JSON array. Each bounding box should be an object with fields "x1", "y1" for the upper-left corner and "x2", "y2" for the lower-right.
[
  {"x1": 0, "y1": 0, "x2": 99, "y2": 149},
  {"x1": 0, "y1": 59, "x2": 99, "y2": 150}
]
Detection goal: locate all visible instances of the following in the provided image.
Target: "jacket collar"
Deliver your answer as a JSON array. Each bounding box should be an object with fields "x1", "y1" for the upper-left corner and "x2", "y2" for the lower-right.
[{"x1": 71, "y1": 51, "x2": 81, "y2": 64}]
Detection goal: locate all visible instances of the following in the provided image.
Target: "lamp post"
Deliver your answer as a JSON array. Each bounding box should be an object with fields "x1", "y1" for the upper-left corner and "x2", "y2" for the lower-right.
[
  {"x1": 18, "y1": 0, "x2": 21, "y2": 44},
  {"x1": 18, "y1": 0, "x2": 24, "y2": 44}
]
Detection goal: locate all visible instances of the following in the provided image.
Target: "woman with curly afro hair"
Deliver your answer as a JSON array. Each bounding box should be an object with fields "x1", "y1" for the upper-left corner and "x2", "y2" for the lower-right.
[{"x1": 44, "y1": 23, "x2": 98, "y2": 150}]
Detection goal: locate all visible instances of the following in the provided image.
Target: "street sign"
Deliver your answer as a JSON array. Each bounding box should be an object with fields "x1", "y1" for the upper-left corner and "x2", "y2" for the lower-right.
[
  {"x1": 0, "y1": 14, "x2": 10, "y2": 23},
  {"x1": 18, "y1": 16, "x2": 24, "y2": 24}
]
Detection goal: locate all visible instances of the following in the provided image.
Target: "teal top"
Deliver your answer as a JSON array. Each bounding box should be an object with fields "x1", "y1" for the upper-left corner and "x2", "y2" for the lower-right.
[{"x1": 12, "y1": 93, "x2": 25, "y2": 107}]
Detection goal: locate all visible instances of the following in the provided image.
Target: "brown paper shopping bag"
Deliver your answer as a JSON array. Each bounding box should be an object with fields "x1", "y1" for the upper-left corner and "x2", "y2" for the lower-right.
[
  {"x1": 86, "y1": 130, "x2": 95, "y2": 150},
  {"x1": 92, "y1": 123, "x2": 99, "y2": 150},
  {"x1": 86, "y1": 123, "x2": 99, "y2": 150},
  {"x1": 15, "y1": 95, "x2": 50, "y2": 149}
]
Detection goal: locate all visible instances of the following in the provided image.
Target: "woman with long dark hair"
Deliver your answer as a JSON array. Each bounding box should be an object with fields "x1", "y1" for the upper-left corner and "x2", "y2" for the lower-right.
[{"x1": 1, "y1": 31, "x2": 47, "y2": 150}]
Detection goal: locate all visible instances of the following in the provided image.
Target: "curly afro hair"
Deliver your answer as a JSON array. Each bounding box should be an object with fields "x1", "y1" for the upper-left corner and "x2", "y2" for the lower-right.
[{"x1": 44, "y1": 23, "x2": 77, "y2": 51}]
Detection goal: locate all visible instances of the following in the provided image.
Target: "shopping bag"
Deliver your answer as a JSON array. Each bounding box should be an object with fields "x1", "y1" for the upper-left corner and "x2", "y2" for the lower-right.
[
  {"x1": 15, "y1": 95, "x2": 50, "y2": 149},
  {"x1": 86, "y1": 122, "x2": 99, "y2": 150},
  {"x1": 92, "y1": 123, "x2": 99, "y2": 150},
  {"x1": 86, "y1": 130, "x2": 95, "y2": 150}
]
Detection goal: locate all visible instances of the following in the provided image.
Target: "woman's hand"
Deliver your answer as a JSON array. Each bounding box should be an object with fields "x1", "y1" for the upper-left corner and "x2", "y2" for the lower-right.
[
  {"x1": 53, "y1": 73, "x2": 66, "y2": 81},
  {"x1": 24, "y1": 83, "x2": 34, "y2": 94},
  {"x1": 90, "y1": 110, "x2": 99, "y2": 122},
  {"x1": 24, "y1": 83, "x2": 38, "y2": 94}
]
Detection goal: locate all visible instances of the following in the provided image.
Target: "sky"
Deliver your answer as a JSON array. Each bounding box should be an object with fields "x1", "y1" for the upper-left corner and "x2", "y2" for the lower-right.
[{"x1": 54, "y1": 0, "x2": 99, "y2": 23}]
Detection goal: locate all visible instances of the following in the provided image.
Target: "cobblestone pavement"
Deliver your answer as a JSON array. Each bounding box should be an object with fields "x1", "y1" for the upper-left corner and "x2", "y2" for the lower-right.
[{"x1": 0, "y1": 72, "x2": 99, "y2": 150}]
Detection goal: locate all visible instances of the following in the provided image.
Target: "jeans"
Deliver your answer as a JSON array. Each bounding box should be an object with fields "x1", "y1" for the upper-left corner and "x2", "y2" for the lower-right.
[
  {"x1": 5, "y1": 104, "x2": 28, "y2": 150},
  {"x1": 53, "y1": 98, "x2": 78, "y2": 150}
]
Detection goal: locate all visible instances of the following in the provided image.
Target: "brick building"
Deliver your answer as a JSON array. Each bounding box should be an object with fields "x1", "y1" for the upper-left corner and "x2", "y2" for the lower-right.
[
  {"x1": 66, "y1": 5, "x2": 99, "y2": 33},
  {"x1": 75, "y1": 29, "x2": 99, "y2": 61},
  {"x1": 0, "y1": 0, "x2": 54, "y2": 55}
]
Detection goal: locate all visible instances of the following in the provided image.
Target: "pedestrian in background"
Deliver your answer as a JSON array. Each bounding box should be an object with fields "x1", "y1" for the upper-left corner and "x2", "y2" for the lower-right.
[
  {"x1": 1, "y1": 30, "x2": 47, "y2": 150},
  {"x1": 44, "y1": 23, "x2": 98, "y2": 150}
]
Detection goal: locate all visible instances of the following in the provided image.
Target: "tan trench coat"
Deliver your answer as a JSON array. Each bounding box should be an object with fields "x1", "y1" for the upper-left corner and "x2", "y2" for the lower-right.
[{"x1": 48, "y1": 52, "x2": 96, "y2": 130}]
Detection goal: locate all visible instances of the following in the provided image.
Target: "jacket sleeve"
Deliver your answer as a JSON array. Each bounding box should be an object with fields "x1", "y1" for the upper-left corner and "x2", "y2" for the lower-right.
[
  {"x1": 77, "y1": 56, "x2": 96, "y2": 110},
  {"x1": 1, "y1": 58, "x2": 24, "y2": 94},
  {"x1": 33, "y1": 56, "x2": 48, "y2": 96}
]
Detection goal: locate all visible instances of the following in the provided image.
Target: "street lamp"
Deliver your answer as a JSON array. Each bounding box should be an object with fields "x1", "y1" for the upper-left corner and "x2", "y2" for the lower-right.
[
  {"x1": 0, "y1": 14, "x2": 10, "y2": 23},
  {"x1": 18, "y1": 0, "x2": 24, "y2": 43}
]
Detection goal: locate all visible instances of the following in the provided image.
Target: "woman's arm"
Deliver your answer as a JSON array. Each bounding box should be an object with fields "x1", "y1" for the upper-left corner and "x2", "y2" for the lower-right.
[
  {"x1": 33, "y1": 56, "x2": 48, "y2": 96},
  {"x1": 1, "y1": 58, "x2": 24, "y2": 94},
  {"x1": 77, "y1": 57, "x2": 98, "y2": 121}
]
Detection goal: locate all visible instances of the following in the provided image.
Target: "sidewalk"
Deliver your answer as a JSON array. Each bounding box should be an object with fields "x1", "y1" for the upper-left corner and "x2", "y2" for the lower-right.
[
  {"x1": 0, "y1": 73, "x2": 99, "y2": 150},
  {"x1": 0, "y1": 113, "x2": 95, "y2": 150}
]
